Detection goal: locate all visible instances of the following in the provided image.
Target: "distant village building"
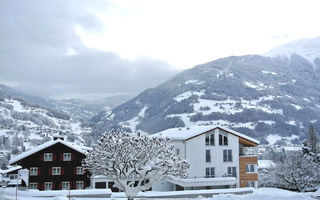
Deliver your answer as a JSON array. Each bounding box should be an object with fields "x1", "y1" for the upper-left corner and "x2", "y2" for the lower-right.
[{"x1": 8, "y1": 135, "x2": 90, "y2": 190}]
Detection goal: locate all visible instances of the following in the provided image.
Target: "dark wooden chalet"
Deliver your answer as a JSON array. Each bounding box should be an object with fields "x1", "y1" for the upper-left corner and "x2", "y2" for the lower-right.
[{"x1": 9, "y1": 137, "x2": 90, "y2": 190}]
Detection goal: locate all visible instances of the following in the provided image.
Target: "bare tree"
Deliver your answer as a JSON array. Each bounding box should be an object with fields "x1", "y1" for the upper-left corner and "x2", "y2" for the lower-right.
[{"x1": 83, "y1": 130, "x2": 189, "y2": 200}]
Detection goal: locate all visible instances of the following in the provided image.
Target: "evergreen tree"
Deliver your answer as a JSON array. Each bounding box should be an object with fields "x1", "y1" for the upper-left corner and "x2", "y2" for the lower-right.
[{"x1": 308, "y1": 124, "x2": 318, "y2": 154}]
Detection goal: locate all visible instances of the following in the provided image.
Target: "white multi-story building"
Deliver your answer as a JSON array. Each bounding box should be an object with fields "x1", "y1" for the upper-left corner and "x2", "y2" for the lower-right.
[{"x1": 152, "y1": 125, "x2": 259, "y2": 191}]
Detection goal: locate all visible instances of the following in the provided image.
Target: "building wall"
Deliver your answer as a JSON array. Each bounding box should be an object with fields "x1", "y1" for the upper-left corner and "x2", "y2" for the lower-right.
[
  {"x1": 152, "y1": 180, "x2": 175, "y2": 191},
  {"x1": 171, "y1": 140, "x2": 186, "y2": 159},
  {"x1": 239, "y1": 156, "x2": 258, "y2": 188},
  {"x1": 184, "y1": 129, "x2": 240, "y2": 187}
]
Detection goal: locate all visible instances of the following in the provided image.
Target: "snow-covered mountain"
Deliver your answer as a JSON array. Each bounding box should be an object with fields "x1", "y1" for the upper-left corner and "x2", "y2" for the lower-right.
[
  {"x1": 91, "y1": 52, "x2": 320, "y2": 144},
  {"x1": 0, "y1": 88, "x2": 95, "y2": 166},
  {"x1": 44, "y1": 95, "x2": 133, "y2": 121},
  {"x1": 0, "y1": 84, "x2": 132, "y2": 120},
  {"x1": 265, "y1": 36, "x2": 320, "y2": 68}
]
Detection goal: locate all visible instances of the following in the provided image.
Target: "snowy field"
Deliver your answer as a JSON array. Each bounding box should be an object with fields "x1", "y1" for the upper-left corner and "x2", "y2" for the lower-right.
[{"x1": 0, "y1": 188, "x2": 317, "y2": 200}]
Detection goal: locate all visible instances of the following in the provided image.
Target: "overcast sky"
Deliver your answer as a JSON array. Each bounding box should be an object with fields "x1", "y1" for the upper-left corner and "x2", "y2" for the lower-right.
[{"x1": 1, "y1": 0, "x2": 320, "y2": 100}]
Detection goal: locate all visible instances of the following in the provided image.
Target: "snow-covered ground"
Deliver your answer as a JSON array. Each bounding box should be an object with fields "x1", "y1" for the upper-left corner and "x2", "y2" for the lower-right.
[
  {"x1": 211, "y1": 188, "x2": 314, "y2": 200},
  {"x1": 0, "y1": 188, "x2": 316, "y2": 200}
]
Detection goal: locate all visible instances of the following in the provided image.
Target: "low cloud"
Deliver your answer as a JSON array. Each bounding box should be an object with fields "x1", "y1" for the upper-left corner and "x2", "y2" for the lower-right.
[{"x1": 0, "y1": 0, "x2": 178, "y2": 99}]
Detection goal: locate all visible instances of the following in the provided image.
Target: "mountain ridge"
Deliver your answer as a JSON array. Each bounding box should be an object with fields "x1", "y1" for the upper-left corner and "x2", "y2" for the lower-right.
[{"x1": 91, "y1": 53, "x2": 320, "y2": 144}]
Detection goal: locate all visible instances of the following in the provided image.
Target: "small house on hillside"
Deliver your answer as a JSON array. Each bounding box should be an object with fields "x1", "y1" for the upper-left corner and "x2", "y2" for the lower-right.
[{"x1": 9, "y1": 136, "x2": 90, "y2": 190}]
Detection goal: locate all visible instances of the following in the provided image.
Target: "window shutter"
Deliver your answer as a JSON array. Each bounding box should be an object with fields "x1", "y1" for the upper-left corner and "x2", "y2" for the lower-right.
[
  {"x1": 49, "y1": 167, "x2": 52, "y2": 175},
  {"x1": 74, "y1": 168, "x2": 76, "y2": 174},
  {"x1": 53, "y1": 153, "x2": 56, "y2": 161},
  {"x1": 59, "y1": 182, "x2": 62, "y2": 190},
  {"x1": 61, "y1": 167, "x2": 64, "y2": 175},
  {"x1": 71, "y1": 153, "x2": 74, "y2": 161},
  {"x1": 40, "y1": 154, "x2": 43, "y2": 161},
  {"x1": 37, "y1": 182, "x2": 40, "y2": 190},
  {"x1": 38, "y1": 168, "x2": 41, "y2": 176},
  {"x1": 60, "y1": 153, "x2": 63, "y2": 161},
  {"x1": 52, "y1": 183, "x2": 55, "y2": 190}
]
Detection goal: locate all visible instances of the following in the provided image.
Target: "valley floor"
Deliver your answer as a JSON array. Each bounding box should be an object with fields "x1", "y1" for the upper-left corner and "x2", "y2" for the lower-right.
[{"x1": 0, "y1": 188, "x2": 317, "y2": 200}]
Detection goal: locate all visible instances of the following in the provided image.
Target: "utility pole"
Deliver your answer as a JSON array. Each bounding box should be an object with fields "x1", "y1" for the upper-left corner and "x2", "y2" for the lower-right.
[
  {"x1": 68, "y1": 183, "x2": 70, "y2": 200},
  {"x1": 16, "y1": 179, "x2": 18, "y2": 200}
]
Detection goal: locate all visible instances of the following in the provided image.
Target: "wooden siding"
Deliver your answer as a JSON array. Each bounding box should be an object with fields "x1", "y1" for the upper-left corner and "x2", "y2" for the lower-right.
[
  {"x1": 11, "y1": 142, "x2": 90, "y2": 190},
  {"x1": 239, "y1": 156, "x2": 258, "y2": 187}
]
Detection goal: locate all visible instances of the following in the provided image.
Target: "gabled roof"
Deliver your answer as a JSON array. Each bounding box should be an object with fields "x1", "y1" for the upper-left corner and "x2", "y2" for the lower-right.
[
  {"x1": 9, "y1": 139, "x2": 87, "y2": 165},
  {"x1": 0, "y1": 165, "x2": 22, "y2": 174},
  {"x1": 154, "y1": 125, "x2": 260, "y2": 145}
]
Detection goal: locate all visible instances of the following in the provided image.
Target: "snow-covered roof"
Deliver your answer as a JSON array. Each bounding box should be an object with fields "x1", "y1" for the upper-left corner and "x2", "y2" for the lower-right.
[
  {"x1": 0, "y1": 165, "x2": 22, "y2": 174},
  {"x1": 8, "y1": 179, "x2": 22, "y2": 185},
  {"x1": 154, "y1": 125, "x2": 260, "y2": 145},
  {"x1": 0, "y1": 175, "x2": 10, "y2": 182},
  {"x1": 258, "y1": 160, "x2": 275, "y2": 169},
  {"x1": 9, "y1": 139, "x2": 87, "y2": 164},
  {"x1": 172, "y1": 177, "x2": 236, "y2": 183}
]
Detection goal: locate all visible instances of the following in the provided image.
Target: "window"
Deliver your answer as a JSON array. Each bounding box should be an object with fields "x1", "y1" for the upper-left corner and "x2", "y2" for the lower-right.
[
  {"x1": 29, "y1": 182, "x2": 37, "y2": 189},
  {"x1": 205, "y1": 134, "x2": 215, "y2": 146},
  {"x1": 9, "y1": 174, "x2": 17, "y2": 179},
  {"x1": 44, "y1": 153, "x2": 53, "y2": 161},
  {"x1": 219, "y1": 134, "x2": 228, "y2": 146},
  {"x1": 52, "y1": 167, "x2": 61, "y2": 175},
  {"x1": 206, "y1": 150, "x2": 211, "y2": 163},
  {"x1": 223, "y1": 149, "x2": 232, "y2": 162},
  {"x1": 63, "y1": 153, "x2": 71, "y2": 161},
  {"x1": 176, "y1": 148, "x2": 180, "y2": 155},
  {"x1": 62, "y1": 182, "x2": 70, "y2": 190},
  {"x1": 246, "y1": 181, "x2": 255, "y2": 187},
  {"x1": 45, "y1": 182, "x2": 52, "y2": 190},
  {"x1": 77, "y1": 167, "x2": 84, "y2": 175},
  {"x1": 246, "y1": 164, "x2": 256, "y2": 173},
  {"x1": 205, "y1": 167, "x2": 215, "y2": 178},
  {"x1": 76, "y1": 181, "x2": 84, "y2": 189},
  {"x1": 227, "y1": 167, "x2": 237, "y2": 177},
  {"x1": 30, "y1": 167, "x2": 38, "y2": 176}
]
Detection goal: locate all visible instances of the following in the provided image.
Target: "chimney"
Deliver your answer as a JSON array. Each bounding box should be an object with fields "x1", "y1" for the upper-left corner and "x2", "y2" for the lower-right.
[{"x1": 53, "y1": 134, "x2": 64, "y2": 141}]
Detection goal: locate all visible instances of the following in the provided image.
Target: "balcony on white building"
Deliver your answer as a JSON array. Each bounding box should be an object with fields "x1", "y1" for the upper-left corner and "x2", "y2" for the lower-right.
[
  {"x1": 168, "y1": 176, "x2": 237, "y2": 189},
  {"x1": 239, "y1": 146, "x2": 257, "y2": 156}
]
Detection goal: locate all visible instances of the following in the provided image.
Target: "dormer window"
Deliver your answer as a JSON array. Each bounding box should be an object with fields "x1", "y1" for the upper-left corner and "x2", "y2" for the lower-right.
[
  {"x1": 44, "y1": 153, "x2": 53, "y2": 161},
  {"x1": 63, "y1": 153, "x2": 71, "y2": 161}
]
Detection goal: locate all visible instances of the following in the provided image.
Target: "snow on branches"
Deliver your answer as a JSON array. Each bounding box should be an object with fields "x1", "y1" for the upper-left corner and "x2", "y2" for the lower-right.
[
  {"x1": 82, "y1": 130, "x2": 189, "y2": 199},
  {"x1": 260, "y1": 141, "x2": 320, "y2": 192}
]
